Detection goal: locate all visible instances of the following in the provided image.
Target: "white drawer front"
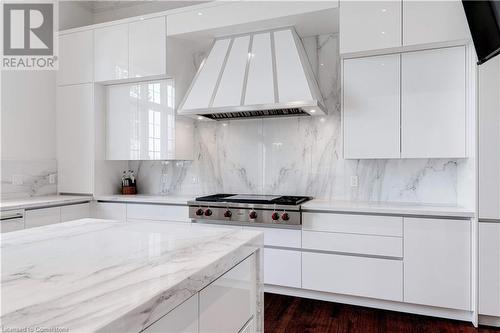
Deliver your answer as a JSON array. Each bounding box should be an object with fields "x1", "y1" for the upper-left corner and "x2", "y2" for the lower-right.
[
  {"x1": 264, "y1": 248, "x2": 301, "y2": 288},
  {"x1": 91, "y1": 202, "x2": 127, "y2": 221},
  {"x1": 303, "y1": 212, "x2": 403, "y2": 237},
  {"x1": 127, "y1": 204, "x2": 189, "y2": 223},
  {"x1": 302, "y1": 231, "x2": 402, "y2": 257},
  {"x1": 143, "y1": 294, "x2": 198, "y2": 333},
  {"x1": 243, "y1": 226, "x2": 300, "y2": 248},
  {"x1": 199, "y1": 254, "x2": 255, "y2": 333},
  {"x1": 302, "y1": 252, "x2": 403, "y2": 302},
  {"x1": 25, "y1": 207, "x2": 61, "y2": 229},
  {"x1": 60, "y1": 203, "x2": 90, "y2": 222}
]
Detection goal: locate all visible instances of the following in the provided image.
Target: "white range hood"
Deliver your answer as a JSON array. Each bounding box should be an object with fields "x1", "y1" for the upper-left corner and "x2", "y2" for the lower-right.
[{"x1": 178, "y1": 28, "x2": 326, "y2": 120}]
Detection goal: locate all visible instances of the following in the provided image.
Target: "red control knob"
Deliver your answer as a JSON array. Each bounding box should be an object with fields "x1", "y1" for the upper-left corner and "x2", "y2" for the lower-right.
[
  {"x1": 224, "y1": 210, "x2": 232, "y2": 218},
  {"x1": 249, "y1": 211, "x2": 258, "y2": 219},
  {"x1": 204, "y1": 209, "x2": 212, "y2": 216},
  {"x1": 271, "y1": 212, "x2": 280, "y2": 221},
  {"x1": 281, "y1": 212, "x2": 290, "y2": 221},
  {"x1": 195, "y1": 208, "x2": 204, "y2": 216}
]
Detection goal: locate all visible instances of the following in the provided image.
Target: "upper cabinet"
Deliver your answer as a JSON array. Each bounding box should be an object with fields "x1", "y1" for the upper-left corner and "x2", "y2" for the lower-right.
[
  {"x1": 129, "y1": 17, "x2": 166, "y2": 78},
  {"x1": 340, "y1": 1, "x2": 401, "y2": 54},
  {"x1": 402, "y1": 0, "x2": 470, "y2": 47},
  {"x1": 94, "y1": 17, "x2": 166, "y2": 82},
  {"x1": 401, "y1": 46, "x2": 466, "y2": 158},
  {"x1": 343, "y1": 46, "x2": 467, "y2": 159},
  {"x1": 58, "y1": 30, "x2": 94, "y2": 85},
  {"x1": 340, "y1": 0, "x2": 471, "y2": 55}
]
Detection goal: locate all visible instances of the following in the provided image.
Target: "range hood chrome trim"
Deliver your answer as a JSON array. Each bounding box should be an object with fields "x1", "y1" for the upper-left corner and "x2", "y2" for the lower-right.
[{"x1": 178, "y1": 27, "x2": 327, "y2": 120}]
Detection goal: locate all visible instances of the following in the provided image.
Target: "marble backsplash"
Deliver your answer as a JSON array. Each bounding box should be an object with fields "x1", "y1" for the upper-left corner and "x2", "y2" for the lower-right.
[
  {"x1": 129, "y1": 34, "x2": 465, "y2": 206},
  {"x1": 1, "y1": 160, "x2": 57, "y2": 200}
]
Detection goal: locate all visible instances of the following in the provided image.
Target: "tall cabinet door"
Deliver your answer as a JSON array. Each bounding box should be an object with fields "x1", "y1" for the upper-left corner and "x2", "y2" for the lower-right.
[
  {"x1": 58, "y1": 30, "x2": 93, "y2": 85},
  {"x1": 129, "y1": 17, "x2": 166, "y2": 78},
  {"x1": 343, "y1": 54, "x2": 400, "y2": 159},
  {"x1": 479, "y1": 222, "x2": 500, "y2": 316},
  {"x1": 94, "y1": 24, "x2": 129, "y2": 82},
  {"x1": 479, "y1": 56, "x2": 500, "y2": 220},
  {"x1": 57, "y1": 84, "x2": 94, "y2": 194},
  {"x1": 401, "y1": 46, "x2": 466, "y2": 158}
]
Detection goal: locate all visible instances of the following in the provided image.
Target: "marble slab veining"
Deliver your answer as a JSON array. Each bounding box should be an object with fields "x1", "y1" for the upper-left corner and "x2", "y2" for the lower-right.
[
  {"x1": 0, "y1": 195, "x2": 93, "y2": 211},
  {"x1": 1, "y1": 219, "x2": 263, "y2": 332}
]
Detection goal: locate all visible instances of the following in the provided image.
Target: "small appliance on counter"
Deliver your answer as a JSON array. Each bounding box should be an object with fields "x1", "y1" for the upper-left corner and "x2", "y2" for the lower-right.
[
  {"x1": 121, "y1": 170, "x2": 137, "y2": 195},
  {"x1": 188, "y1": 194, "x2": 312, "y2": 228}
]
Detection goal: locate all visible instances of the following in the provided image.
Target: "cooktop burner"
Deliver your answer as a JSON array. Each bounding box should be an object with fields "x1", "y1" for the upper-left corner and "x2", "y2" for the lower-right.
[{"x1": 195, "y1": 194, "x2": 311, "y2": 206}]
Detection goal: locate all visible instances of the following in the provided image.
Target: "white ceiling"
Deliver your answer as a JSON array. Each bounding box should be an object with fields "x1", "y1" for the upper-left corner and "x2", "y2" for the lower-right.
[{"x1": 76, "y1": 1, "x2": 206, "y2": 14}]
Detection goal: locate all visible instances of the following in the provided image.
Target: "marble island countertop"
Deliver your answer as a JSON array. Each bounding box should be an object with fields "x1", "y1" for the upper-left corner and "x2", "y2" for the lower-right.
[
  {"x1": 0, "y1": 195, "x2": 93, "y2": 211},
  {"x1": 302, "y1": 199, "x2": 475, "y2": 218},
  {"x1": 1, "y1": 219, "x2": 263, "y2": 332}
]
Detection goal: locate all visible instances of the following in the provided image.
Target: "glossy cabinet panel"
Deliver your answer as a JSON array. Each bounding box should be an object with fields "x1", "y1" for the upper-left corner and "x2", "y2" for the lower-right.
[
  {"x1": 302, "y1": 252, "x2": 403, "y2": 302},
  {"x1": 264, "y1": 248, "x2": 301, "y2": 288},
  {"x1": 479, "y1": 222, "x2": 500, "y2": 316},
  {"x1": 57, "y1": 84, "x2": 94, "y2": 194},
  {"x1": 143, "y1": 294, "x2": 198, "y2": 333},
  {"x1": 106, "y1": 80, "x2": 176, "y2": 160},
  {"x1": 129, "y1": 17, "x2": 166, "y2": 78},
  {"x1": 0, "y1": 210, "x2": 25, "y2": 233},
  {"x1": 404, "y1": 217, "x2": 471, "y2": 310},
  {"x1": 242, "y1": 226, "x2": 301, "y2": 248},
  {"x1": 60, "y1": 203, "x2": 90, "y2": 222},
  {"x1": 126, "y1": 204, "x2": 190, "y2": 223},
  {"x1": 340, "y1": 1, "x2": 401, "y2": 54},
  {"x1": 401, "y1": 46, "x2": 466, "y2": 158},
  {"x1": 343, "y1": 54, "x2": 400, "y2": 159},
  {"x1": 403, "y1": 0, "x2": 470, "y2": 46},
  {"x1": 94, "y1": 24, "x2": 129, "y2": 82},
  {"x1": 199, "y1": 254, "x2": 255, "y2": 333},
  {"x1": 25, "y1": 207, "x2": 61, "y2": 229},
  {"x1": 479, "y1": 57, "x2": 500, "y2": 220},
  {"x1": 58, "y1": 30, "x2": 93, "y2": 85},
  {"x1": 91, "y1": 202, "x2": 127, "y2": 221}
]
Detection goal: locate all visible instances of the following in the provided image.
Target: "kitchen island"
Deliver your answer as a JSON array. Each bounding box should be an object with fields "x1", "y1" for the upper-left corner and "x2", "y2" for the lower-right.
[{"x1": 1, "y1": 219, "x2": 263, "y2": 333}]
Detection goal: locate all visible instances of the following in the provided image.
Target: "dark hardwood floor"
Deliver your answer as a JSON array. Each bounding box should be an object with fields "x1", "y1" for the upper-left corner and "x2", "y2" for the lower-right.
[{"x1": 264, "y1": 293, "x2": 500, "y2": 333}]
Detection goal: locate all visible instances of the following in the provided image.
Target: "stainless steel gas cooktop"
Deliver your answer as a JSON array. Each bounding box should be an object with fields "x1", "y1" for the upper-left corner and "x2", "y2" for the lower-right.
[{"x1": 188, "y1": 194, "x2": 312, "y2": 226}]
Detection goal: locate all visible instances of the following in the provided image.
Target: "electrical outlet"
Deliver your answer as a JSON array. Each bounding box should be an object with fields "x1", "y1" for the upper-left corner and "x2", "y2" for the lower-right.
[
  {"x1": 12, "y1": 174, "x2": 23, "y2": 185},
  {"x1": 48, "y1": 174, "x2": 57, "y2": 184},
  {"x1": 350, "y1": 176, "x2": 359, "y2": 187}
]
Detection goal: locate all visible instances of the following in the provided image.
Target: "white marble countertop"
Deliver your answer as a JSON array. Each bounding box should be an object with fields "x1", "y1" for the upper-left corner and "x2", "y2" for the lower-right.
[
  {"x1": 0, "y1": 195, "x2": 93, "y2": 211},
  {"x1": 94, "y1": 194, "x2": 194, "y2": 206},
  {"x1": 302, "y1": 199, "x2": 475, "y2": 218},
  {"x1": 1, "y1": 219, "x2": 263, "y2": 332}
]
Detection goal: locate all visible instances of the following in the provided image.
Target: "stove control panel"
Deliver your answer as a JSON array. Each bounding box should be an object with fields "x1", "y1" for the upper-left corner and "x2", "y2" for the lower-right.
[{"x1": 188, "y1": 206, "x2": 301, "y2": 226}]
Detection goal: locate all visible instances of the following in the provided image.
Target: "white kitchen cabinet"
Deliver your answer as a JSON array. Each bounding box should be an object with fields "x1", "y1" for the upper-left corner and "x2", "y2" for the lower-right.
[
  {"x1": 60, "y1": 203, "x2": 90, "y2": 222},
  {"x1": 264, "y1": 248, "x2": 301, "y2": 288},
  {"x1": 343, "y1": 54, "x2": 400, "y2": 159},
  {"x1": 129, "y1": 17, "x2": 166, "y2": 78},
  {"x1": 126, "y1": 203, "x2": 189, "y2": 223},
  {"x1": 58, "y1": 30, "x2": 93, "y2": 85},
  {"x1": 91, "y1": 202, "x2": 127, "y2": 221},
  {"x1": 94, "y1": 24, "x2": 129, "y2": 82},
  {"x1": 242, "y1": 226, "x2": 301, "y2": 248},
  {"x1": 403, "y1": 0, "x2": 470, "y2": 47},
  {"x1": 25, "y1": 207, "x2": 61, "y2": 229},
  {"x1": 479, "y1": 56, "x2": 500, "y2": 220},
  {"x1": 479, "y1": 222, "x2": 500, "y2": 316},
  {"x1": 199, "y1": 254, "x2": 256, "y2": 333},
  {"x1": 401, "y1": 46, "x2": 466, "y2": 158},
  {"x1": 57, "y1": 84, "x2": 94, "y2": 194},
  {"x1": 302, "y1": 252, "x2": 403, "y2": 302},
  {"x1": 0, "y1": 210, "x2": 25, "y2": 233},
  {"x1": 143, "y1": 294, "x2": 198, "y2": 333},
  {"x1": 340, "y1": 1, "x2": 401, "y2": 54},
  {"x1": 404, "y1": 217, "x2": 471, "y2": 310}
]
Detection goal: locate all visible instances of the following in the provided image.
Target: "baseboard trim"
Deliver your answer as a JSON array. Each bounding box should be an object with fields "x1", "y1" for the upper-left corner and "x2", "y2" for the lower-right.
[
  {"x1": 479, "y1": 315, "x2": 500, "y2": 327},
  {"x1": 264, "y1": 285, "x2": 474, "y2": 324}
]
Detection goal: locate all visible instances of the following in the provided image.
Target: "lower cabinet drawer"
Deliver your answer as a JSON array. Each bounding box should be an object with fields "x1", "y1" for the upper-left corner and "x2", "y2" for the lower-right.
[
  {"x1": 302, "y1": 252, "x2": 403, "y2": 302},
  {"x1": 24, "y1": 207, "x2": 61, "y2": 229},
  {"x1": 199, "y1": 254, "x2": 255, "y2": 333},
  {"x1": 60, "y1": 203, "x2": 90, "y2": 222},
  {"x1": 143, "y1": 294, "x2": 198, "y2": 333},
  {"x1": 91, "y1": 202, "x2": 127, "y2": 220},
  {"x1": 302, "y1": 230, "x2": 402, "y2": 257},
  {"x1": 264, "y1": 248, "x2": 301, "y2": 288},
  {"x1": 243, "y1": 226, "x2": 301, "y2": 248},
  {"x1": 127, "y1": 204, "x2": 190, "y2": 223}
]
